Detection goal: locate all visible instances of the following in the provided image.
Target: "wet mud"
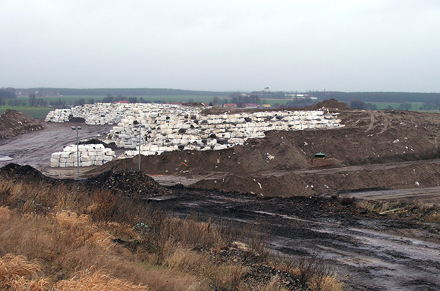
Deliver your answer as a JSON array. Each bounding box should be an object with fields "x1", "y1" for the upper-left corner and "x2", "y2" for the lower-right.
[{"x1": 151, "y1": 188, "x2": 440, "y2": 290}]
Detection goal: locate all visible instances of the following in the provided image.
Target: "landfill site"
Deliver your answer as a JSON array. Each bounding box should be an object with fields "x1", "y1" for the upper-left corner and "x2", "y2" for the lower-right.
[{"x1": 1, "y1": 99, "x2": 440, "y2": 290}]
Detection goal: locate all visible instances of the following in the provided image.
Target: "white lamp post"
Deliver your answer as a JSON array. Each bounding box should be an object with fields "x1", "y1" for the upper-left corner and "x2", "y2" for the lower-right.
[
  {"x1": 135, "y1": 124, "x2": 146, "y2": 171},
  {"x1": 71, "y1": 126, "x2": 82, "y2": 179}
]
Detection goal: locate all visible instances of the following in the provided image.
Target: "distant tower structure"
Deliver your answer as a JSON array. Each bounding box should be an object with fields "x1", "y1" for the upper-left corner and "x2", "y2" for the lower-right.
[{"x1": 263, "y1": 87, "x2": 270, "y2": 93}]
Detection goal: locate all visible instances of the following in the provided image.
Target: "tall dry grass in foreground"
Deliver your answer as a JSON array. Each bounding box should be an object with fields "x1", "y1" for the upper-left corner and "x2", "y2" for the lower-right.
[{"x1": 0, "y1": 178, "x2": 343, "y2": 290}]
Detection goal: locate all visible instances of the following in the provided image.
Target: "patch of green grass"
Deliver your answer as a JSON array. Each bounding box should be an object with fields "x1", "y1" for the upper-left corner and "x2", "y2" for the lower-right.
[{"x1": 0, "y1": 106, "x2": 54, "y2": 119}]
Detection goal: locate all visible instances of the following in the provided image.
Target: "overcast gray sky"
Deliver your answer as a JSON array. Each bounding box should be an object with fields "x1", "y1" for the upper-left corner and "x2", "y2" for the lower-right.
[{"x1": 1, "y1": 0, "x2": 439, "y2": 92}]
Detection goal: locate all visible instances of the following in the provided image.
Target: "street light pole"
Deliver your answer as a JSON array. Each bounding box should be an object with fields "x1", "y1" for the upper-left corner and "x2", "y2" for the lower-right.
[
  {"x1": 71, "y1": 126, "x2": 82, "y2": 179},
  {"x1": 135, "y1": 124, "x2": 145, "y2": 171}
]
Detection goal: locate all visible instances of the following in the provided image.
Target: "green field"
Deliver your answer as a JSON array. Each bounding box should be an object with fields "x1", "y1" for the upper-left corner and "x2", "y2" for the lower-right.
[
  {"x1": 16, "y1": 95, "x2": 105, "y2": 104},
  {"x1": 0, "y1": 106, "x2": 55, "y2": 119}
]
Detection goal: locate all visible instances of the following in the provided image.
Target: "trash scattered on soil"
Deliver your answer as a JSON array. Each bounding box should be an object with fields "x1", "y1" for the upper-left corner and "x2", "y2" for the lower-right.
[{"x1": 0, "y1": 156, "x2": 13, "y2": 161}]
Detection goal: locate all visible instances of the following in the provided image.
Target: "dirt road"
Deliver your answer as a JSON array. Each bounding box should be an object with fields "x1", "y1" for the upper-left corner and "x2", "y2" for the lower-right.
[
  {"x1": 0, "y1": 122, "x2": 116, "y2": 176},
  {"x1": 152, "y1": 190, "x2": 440, "y2": 291}
]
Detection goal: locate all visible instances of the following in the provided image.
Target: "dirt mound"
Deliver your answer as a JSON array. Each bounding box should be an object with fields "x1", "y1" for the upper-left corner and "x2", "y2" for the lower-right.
[
  {"x1": 79, "y1": 139, "x2": 118, "y2": 150},
  {"x1": 85, "y1": 169, "x2": 171, "y2": 198},
  {"x1": 0, "y1": 163, "x2": 54, "y2": 183},
  {"x1": 0, "y1": 109, "x2": 43, "y2": 139},
  {"x1": 306, "y1": 98, "x2": 351, "y2": 111},
  {"x1": 84, "y1": 107, "x2": 440, "y2": 197},
  {"x1": 68, "y1": 115, "x2": 85, "y2": 122}
]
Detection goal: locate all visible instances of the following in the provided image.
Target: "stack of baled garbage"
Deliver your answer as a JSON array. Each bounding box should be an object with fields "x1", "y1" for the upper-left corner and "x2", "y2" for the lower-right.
[
  {"x1": 44, "y1": 103, "x2": 184, "y2": 125},
  {"x1": 50, "y1": 144, "x2": 116, "y2": 167},
  {"x1": 44, "y1": 103, "x2": 344, "y2": 159},
  {"x1": 108, "y1": 108, "x2": 344, "y2": 158},
  {"x1": 44, "y1": 103, "x2": 131, "y2": 125}
]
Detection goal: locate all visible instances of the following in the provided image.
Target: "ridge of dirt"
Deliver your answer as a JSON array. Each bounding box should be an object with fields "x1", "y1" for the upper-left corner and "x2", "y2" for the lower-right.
[
  {"x1": 85, "y1": 108, "x2": 440, "y2": 197},
  {"x1": 0, "y1": 163, "x2": 172, "y2": 199},
  {"x1": 84, "y1": 169, "x2": 172, "y2": 197},
  {"x1": 0, "y1": 109, "x2": 44, "y2": 139},
  {"x1": 305, "y1": 98, "x2": 351, "y2": 111},
  {"x1": 0, "y1": 163, "x2": 56, "y2": 183}
]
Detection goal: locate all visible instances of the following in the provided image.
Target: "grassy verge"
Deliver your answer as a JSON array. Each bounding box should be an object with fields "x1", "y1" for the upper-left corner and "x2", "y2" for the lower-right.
[{"x1": 0, "y1": 177, "x2": 342, "y2": 291}]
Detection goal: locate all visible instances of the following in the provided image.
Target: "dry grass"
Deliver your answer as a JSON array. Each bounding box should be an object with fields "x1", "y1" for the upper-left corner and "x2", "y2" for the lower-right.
[
  {"x1": 0, "y1": 254, "x2": 44, "y2": 289},
  {"x1": 0, "y1": 175, "x2": 343, "y2": 291},
  {"x1": 55, "y1": 268, "x2": 149, "y2": 291},
  {"x1": 166, "y1": 246, "x2": 249, "y2": 289},
  {"x1": 268, "y1": 255, "x2": 343, "y2": 291},
  {"x1": 356, "y1": 199, "x2": 440, "y2": 223}
]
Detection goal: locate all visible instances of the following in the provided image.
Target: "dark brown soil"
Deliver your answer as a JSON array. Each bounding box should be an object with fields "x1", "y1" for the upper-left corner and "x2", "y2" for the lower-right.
[
  {"x1": 84, "y1": 169, "x2": 171, "y2": 198},
  {"x1": 0, "y1": 163, "x2": 170, "y2": 198},
  {"x1": 86, "y1": 107, "x2": 440, "y2": 197},
  {"x1": 0, "y1": 109, "x2": 43, "y2": 139},
  {"x1": 2, "y1": 163, "x2": 439, "y2": 290}
]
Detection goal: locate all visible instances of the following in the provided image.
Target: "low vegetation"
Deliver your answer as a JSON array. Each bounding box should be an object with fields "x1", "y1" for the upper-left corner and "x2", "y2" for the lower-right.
[
  {"x1": 356, "y1": 199, "x2": 440, "y2": 223},
  {"x1": 0, "y1": 176, "x2": 343, "y2": 290}
]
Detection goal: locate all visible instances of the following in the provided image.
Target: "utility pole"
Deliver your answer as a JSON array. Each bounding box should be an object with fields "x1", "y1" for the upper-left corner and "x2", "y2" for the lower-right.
[{"x1": 135, "y1": 124, "x2": 146, "y2": 171}]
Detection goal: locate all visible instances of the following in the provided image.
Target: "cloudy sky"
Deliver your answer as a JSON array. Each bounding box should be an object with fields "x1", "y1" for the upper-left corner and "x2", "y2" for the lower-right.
[{"x1": 1, "y1": 0, "x2": 439, "y2": 92}]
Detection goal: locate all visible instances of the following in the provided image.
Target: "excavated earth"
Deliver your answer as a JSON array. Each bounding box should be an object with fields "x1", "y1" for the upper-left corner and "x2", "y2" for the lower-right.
[
  {"x1": 2, "y1": 100, "x2": 440, "y2": 290},
  {"x1": 86, "y1": 100, "x2": 440, "y2": 200},
  {"x1": 0, "y1": 109, "x2": 43, "y2": 139}
]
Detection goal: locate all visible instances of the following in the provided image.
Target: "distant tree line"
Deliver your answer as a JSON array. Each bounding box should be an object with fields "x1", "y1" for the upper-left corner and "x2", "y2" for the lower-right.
[
  {"x1": 228, "y1": 93, "x2": 261, "y2": 107},
  {"x1": 312, "y1": 91, "x2": 440, "y2": 103},
  {"x1": 0, "y1": 88, "x2": 17, "y2": 105},
  {"x1": 17, "y1": 88, "x2": 231, "y2": 97}
]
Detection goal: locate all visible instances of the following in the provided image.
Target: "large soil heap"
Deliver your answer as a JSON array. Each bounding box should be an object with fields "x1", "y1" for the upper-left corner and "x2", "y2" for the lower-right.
[
  {"x1": 85, "y1": 169, "x2": 171, "y2": 197},
  {"x1": 0, "y1": 109, "x2": 43, "y2": 139},
  {"x1": 87, "y1": 100, "x2": 440, "y2": 197}
]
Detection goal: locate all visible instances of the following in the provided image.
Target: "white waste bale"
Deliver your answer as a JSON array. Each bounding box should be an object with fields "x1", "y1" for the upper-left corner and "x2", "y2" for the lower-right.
[
  {"x1": 213, "y1": 144, "x2": 228, "y2": 150},
  {"x1": 103, "y1": 156, "x2": 113, "y2": 162}
]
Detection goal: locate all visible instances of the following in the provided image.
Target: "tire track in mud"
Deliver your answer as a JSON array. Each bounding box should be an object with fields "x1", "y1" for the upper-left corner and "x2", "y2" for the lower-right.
[{"x1": 152, "y1": 192, "x2": 440, "y2": 291}]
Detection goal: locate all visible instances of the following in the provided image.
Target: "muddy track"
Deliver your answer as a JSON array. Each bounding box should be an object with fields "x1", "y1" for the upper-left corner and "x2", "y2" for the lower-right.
[
  {"x1": 0, "y1": 122, "x2": 118, "y2": 173},
  {"x1": 152, "y1": 191, "x2": 440, "y2": 291}
]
